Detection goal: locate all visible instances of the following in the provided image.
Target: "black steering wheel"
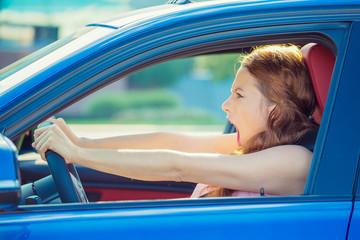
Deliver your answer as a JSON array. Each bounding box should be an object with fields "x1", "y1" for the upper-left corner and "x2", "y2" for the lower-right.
[{"x1": 40, "y1": 122, "x2": 88, "y2": 203}]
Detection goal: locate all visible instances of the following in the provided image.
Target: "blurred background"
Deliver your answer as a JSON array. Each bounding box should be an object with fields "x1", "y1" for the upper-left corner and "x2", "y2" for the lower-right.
[
  {"x1": 0, "y1": 0, "x2": 209, "y2": 68},
  {"x1": 1, "y1": 0, "x2": 240, "y2": 136}
]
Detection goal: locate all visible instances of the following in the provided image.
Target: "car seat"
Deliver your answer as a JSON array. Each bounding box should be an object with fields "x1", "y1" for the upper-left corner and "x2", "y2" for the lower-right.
[
  {"x1": 294, "y1": 43, "x2": 336, "y2": 151},
  {"x1": 300, "y1": 43, "x2": 336, "y2": 124}
]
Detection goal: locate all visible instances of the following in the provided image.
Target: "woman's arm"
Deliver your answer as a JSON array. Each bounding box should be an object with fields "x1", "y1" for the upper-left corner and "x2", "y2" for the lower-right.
[
  {"x1": 33, "y1": 123, "x2": 312, "y2": 196},
  {"x1": 73, "y1": 146, "x2": 311, "y2": 196},
  {"x1": 45, "y1": 118, "x2": 238, "y2": 154},
  {"x1": 80, "y1": 132, "x2": 238, "y2": 154}
]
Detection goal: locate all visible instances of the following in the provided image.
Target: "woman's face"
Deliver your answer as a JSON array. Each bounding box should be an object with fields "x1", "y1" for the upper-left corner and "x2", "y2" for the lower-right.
[{"x1": 222, "y1": 67, "x2": 274, "y2": 146}]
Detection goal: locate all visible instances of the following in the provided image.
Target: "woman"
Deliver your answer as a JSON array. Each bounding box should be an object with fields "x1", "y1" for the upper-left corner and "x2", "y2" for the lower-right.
[{"x1": 32, "y1": 44, "x2": 318, "y2": 198}]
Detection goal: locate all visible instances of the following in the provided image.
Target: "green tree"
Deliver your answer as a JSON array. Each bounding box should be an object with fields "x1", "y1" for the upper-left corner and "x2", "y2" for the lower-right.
[
  {"x1": 85, "y1": 89, "x2": 179, "y2": 119},
  {"x1": 195, "y1": 53, "x2": 243, "y2": 81},
  {"x1": 128, "y1": 57, "x2": 194, "y2": 89}
]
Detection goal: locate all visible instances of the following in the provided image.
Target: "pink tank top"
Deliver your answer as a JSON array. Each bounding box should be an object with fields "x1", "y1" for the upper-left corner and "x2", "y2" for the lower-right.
[{"x1": 190, "y1": 183, "x2": 270, "y2": 198}]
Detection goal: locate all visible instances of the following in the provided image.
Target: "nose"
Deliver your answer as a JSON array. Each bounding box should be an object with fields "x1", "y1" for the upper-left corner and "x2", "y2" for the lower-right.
[{"x1": 222, "y1": 96, "x2": 231, "y2": 113}]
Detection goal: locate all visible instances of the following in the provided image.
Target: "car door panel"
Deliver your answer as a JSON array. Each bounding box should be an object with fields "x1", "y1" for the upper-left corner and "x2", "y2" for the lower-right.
[{"x1": 0, "y1": 200, "x2": 352, "y2": 239}]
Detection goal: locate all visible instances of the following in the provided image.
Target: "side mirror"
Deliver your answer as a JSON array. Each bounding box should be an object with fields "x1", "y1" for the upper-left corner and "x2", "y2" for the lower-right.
[{"x1": 0, "y1": 134, "x2": 21, "y2": 211}]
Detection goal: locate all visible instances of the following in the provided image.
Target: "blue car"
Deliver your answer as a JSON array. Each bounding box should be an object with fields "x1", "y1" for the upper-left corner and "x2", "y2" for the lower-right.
[{"x1": 1, "y1": 0, "x2": 360, "y2": 239}]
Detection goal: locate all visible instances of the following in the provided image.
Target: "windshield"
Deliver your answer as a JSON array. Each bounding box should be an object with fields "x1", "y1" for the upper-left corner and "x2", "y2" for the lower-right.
[
  {"x1": 0, "y1": 27, "x2": 114, "y2": 94},
  {"x1": 0, "y1": 34, "x2": 75, "y2": 82}
]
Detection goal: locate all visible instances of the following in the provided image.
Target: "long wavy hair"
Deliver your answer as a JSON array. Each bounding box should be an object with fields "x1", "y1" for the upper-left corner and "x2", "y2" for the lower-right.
[{"x1": 206, "y1": 45, "x2": 318, "y2": 197}]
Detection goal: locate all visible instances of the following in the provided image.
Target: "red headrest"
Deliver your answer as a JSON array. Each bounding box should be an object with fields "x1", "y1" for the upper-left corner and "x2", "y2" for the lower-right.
[{"x1": 301, "y1": 43, "x2": 336, "y2": 123}]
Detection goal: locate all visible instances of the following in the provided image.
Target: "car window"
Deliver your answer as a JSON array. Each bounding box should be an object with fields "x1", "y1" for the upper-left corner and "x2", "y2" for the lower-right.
[
  {"x1": 20, "y1": 41, "x2": 332, "y2": 203},
  {"x1": 16, "y1": 53, "x2": 241, "y2": 202},
  {"x1": 57, "y1": 53, "x2": 240, "y2": 137},
  {"x1": 16, "y1": 39, "x2": 341, "y2": 204}
]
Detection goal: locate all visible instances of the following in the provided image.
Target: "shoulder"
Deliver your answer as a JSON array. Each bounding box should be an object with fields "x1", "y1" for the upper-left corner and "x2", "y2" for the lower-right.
[
  {"x1": 241, "y1": 145, "x2": 313, "y2": 175},
  {"x1": 254, "y1": 145, "x2": 313, "y2": 166},
  {"x1": 244, "y1": 144, "x2": 310, "y2": 157},
  {"x1": 244, "y1": 145, "x2": 312, "y2": 195},
  {"x1": 259, "y1": 145, "x2": 313, "y2": 178},
  {"x1": 264, "y1": 144, "x2": 313, "y2": 155},
  {"x1": 271, "y1": 144, "x2": 313, "y2": 160}
]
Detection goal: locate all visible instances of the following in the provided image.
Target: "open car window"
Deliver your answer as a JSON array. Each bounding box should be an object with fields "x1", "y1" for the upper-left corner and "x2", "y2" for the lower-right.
[
  {"x1": 19, "y1": 52, "x2": 240, "y2": 202},
  {"x1": 18, "y1": 44, "x2": 326, "y2": 204},
  {"x1": 58, "y1": 53, "x2": 240, "y2": 131}
]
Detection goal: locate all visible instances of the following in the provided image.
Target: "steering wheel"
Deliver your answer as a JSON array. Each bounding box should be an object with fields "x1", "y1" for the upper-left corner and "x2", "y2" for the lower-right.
[{"x1": 40, "y1": 122, "x2": 88, "y2": 203}]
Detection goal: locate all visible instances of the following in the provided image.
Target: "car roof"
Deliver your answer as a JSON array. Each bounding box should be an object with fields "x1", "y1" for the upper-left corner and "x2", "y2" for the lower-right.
[{"x1": 92, "y1": 0, "x2": 360, "y2": 29}]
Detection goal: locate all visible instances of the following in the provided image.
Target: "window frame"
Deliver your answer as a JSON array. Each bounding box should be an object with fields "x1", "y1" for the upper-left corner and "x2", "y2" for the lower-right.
[{"x1": 2, "y1": 21, "x2": 356, "y2": 207}]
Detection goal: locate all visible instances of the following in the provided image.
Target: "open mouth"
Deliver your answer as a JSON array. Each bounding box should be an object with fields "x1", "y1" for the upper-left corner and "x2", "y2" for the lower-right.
[
  {"x1": 227, "y1": 116, "x2": 240, "y2": 146},
  {"x1": 236, "y1": 127, "x2": 240, "y2": 146}
]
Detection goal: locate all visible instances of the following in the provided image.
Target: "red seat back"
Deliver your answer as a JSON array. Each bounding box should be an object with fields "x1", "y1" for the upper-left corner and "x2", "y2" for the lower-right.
[{"x1": 301, "y1": 43, "x2": 336, "y2": 123}]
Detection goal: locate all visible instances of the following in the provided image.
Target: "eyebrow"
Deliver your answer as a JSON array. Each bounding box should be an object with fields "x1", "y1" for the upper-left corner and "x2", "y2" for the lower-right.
[{"x1": 233, "y1": 87, "x2": 244, "y2": 92}]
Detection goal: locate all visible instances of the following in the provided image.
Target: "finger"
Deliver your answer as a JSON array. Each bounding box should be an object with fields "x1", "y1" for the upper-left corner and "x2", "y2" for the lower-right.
[
  {"x1": 48, "y1": 117, "x2": 67, "y2": 127},
  {"x1": 33, "y1": 126, "x2": 51, "y2": 147},
  {"x1": 33, "y1": 130, "x2": 43, "y2": 148},
  {"x1": 34, "y1": 130, "x2": 49, "y2": 155},
  {"x1": 34, "y1": 139, "x2": 46, "y2": 161},
  {"x1": 38, "y1": 137, "x2": 50, "y2": 155},
  {"x1": 35, "y1": 130, "x2": 50, "y2": 152},
  {"x1": 38, "y1": 136, "x2": 54, "y2": 161},
  {"x1": 45, "y1": 118, "x2": 68, "y2": 134},
  {"x1": 54, "y1": 118, "x2": 72, "y2": 134},
  {"x1": 34, "y1": 126, "x2": 49, "y2": 139},
  {"x1": 54, "y1": 118, "x2": 79, "y2": 145},
  {"x1": 34, "y1": 127, "x2": 57, "y2": 152},
  {"x1": 56, "y1": 117, "x2": 65, "y2": 124}
]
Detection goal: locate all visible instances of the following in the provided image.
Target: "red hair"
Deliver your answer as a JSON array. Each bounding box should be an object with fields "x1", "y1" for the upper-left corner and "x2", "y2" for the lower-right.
[{"x1": 207, "y1": 45, "x2": 317, "y2": 197}]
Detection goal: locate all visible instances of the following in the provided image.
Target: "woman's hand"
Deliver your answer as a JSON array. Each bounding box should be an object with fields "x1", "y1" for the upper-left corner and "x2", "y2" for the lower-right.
[
  {"x1": 32, "y1": 122, "x2": 79, "y2": 164},
  {"x1": 44, "y1": 118, "x2": 84, "y2": 146}
]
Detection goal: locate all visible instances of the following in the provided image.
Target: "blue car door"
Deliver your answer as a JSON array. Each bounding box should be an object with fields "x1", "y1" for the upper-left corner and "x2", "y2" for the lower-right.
[{"x1": 0, "y1": 197, "x2": 352, "y2": 239}]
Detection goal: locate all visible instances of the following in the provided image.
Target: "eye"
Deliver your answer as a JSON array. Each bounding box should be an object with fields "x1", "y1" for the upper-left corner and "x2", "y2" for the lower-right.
[{"x1": 236, "y1": 93, "x2": 244, "y2": 98}]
